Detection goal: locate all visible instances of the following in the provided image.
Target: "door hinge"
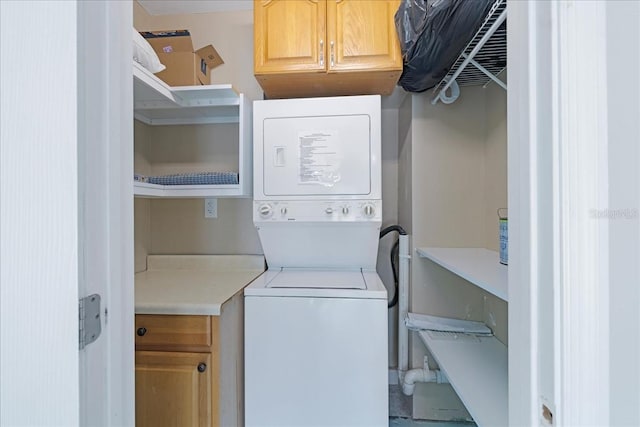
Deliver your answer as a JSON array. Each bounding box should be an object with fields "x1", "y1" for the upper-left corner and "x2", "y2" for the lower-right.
[{"x1": 79, "y1": 294, "x2": 102, "y2": 350}]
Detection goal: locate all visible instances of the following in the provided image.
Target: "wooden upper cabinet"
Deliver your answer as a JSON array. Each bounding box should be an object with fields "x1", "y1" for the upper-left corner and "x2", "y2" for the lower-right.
[
  {"x1": 253, "y1": 0, "x2": 403, "y2": 98},
  {"x1": 254, "y1": 0, "x2": 327, "y2": 74},
  {"x1": 327, "y1": 0, "x2": 402, "y2": 72}
]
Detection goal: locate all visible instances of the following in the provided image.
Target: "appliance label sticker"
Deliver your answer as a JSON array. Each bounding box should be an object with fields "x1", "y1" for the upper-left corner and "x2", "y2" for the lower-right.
[{"x1": 298, "y1": 131, "x2": 341, "y2": 186}]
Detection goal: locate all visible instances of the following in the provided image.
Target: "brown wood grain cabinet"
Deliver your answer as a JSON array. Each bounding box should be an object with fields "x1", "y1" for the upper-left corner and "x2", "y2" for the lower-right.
[
  {"x1": 134, "y1": 292, "x2": 244, "y2": 427},
  {"x1": 136, "y1": 350, "x2": 214, "y2": 427},
  {"x1": 254, "y1": 0, "x2": 403, "y2": 98}
]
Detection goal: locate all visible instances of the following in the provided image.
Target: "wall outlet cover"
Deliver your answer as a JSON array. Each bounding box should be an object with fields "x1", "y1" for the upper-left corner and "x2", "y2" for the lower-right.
[{"x1": 204, "y1": 198, "x2": 218, "y2": 218}]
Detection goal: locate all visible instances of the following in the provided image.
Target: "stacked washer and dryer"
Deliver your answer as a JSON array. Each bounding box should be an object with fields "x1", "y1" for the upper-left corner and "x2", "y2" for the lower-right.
[{"x1": 245, "y1": 95, "x2": 388, "y2": 426}]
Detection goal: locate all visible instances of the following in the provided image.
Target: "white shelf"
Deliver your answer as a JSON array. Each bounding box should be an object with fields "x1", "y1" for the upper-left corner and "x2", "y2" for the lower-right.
[
  {"x1": 133, "y1": 61, "x2": 240, "y2": 125},
  {"x1": 416, "y1": 247, "x2": 507, "y2": 301},
  {"x1": 133, "y1": 61, "x2": 253, "y2": 198},
  {"x1": 134, "y1": 182, "x2": 247, "y2": 198},
  {"x1": 418, "y1": 330, "x2": 507, "y2": 427}
]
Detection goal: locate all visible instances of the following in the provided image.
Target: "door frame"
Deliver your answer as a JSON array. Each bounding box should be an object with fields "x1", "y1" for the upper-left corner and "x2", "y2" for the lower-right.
[
  {"x1": 508, "y1": 1, "x2": 617, "y2": 425},
  {"x1": 78, "y1": 1, "x2": 134, "y2": 426}
]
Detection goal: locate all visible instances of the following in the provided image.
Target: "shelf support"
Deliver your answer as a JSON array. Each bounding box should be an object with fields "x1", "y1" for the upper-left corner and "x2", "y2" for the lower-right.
[{"x1": 462, "y1": 53, "x2": 507, "y2": 90}]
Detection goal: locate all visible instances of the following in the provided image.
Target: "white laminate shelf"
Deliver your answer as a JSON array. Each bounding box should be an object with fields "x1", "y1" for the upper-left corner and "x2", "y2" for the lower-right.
[
  {"x1": 134, "y1": 181, "x2": 245, "y2": 198},
  {"x1": 133, "y1": 61, "x2": 240, "y2": 125},
  {"x1": 133, "y1": 61, "x2": 253, "y2": 198},
  {"x1": 416, "y1": 247, "x2": 507, "y2": 301},
  {"x1": 418, "y1": 330, "x2": 508, "y2": 427}
]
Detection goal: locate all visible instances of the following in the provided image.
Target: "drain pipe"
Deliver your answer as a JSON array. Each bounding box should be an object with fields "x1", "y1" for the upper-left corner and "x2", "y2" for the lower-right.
[
  {"x1": 402, "y1": 356, "x2": 448, "y2": 396},
  {"x1": 397, "y1": 234, "x2": 410, "y2": 383},
  {"x1": 397, "y1": 235, "x2": 448, "y2": 395}
]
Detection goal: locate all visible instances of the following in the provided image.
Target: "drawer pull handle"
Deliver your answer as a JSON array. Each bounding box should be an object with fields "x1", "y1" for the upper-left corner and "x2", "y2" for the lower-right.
[
  {"x1": 197, "y1": 363, "x2": 207, "y2": 373},
  {"x1": 136, "y1": 327, "x2": 147, "y2": 337}
]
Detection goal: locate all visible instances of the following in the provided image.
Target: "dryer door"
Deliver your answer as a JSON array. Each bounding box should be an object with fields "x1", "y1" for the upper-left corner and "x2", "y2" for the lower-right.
[{"x1": 262, "y1": 114, "x2": 371, "y2": 196}]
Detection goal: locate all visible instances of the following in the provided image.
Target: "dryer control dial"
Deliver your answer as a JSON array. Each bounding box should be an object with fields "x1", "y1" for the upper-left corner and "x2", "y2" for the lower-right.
[
  {"x1": 363, "y1": 203, "x2": 375, "y2": 218},
  {"x1": 258, "y1": 204, "x2": 273, "y2": 218},
  {"x1": 342, "y1": 206, "x2": 350, "y2": 215}
]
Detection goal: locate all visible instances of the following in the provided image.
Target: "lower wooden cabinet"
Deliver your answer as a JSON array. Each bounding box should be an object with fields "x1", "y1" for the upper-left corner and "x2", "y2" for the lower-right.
[
  {"x1": 136, "y1": 351, "x2": 213, "y2": 427},
  {"x1": 135, "y1": 291, "x2": 244, "y2": 427}
]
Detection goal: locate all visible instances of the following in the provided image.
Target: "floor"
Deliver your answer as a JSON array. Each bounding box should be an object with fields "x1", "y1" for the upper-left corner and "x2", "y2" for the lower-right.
[
  {"x1": 389, "y1": 419, "x2": 475, "y2": 427},
  {"x1": 388, "y1": 385, "x2": 476, "y2": 427}
]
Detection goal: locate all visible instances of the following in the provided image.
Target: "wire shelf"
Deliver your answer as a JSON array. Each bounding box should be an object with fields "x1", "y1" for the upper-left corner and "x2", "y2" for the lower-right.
[{"x1": 432, "y1": 0, "x2": 507, "y2": 104}]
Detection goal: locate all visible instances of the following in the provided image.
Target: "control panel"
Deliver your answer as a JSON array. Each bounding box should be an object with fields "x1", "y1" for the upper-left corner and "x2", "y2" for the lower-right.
[{"x1": 254, "y1": 200, "x2": 382, "y2": 222}]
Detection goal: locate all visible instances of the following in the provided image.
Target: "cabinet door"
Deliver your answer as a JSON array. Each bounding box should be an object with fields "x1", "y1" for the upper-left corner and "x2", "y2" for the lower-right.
[
  {"x1": 254, "y1": 0, "x2": 326, "y2": 74},
  {"x1": 327, "y1": 0, "x2": 402, "y2": 72},
  {"x1": 136, "y1": 351, "x2": 212, "y2": 427}
]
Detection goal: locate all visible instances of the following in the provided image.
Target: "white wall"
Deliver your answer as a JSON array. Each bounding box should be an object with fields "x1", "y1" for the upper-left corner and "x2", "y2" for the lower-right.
[
  {"x1": 133, "y1": 2, "x2": 403, "y2": 366},
  {"x1": 409, "y1": 86, "x2": 507, "y2": 343},
  {"x1": 133, "y1": 2, "x2": 262, "y2": 101},
  {"x1": 379, "y1": 107, "x2": 401, "y2": 367},
  {"x1": 133, "y1": 4, "x2": 262, "y2": 267},
  {"x1": 606, "y1": 1, "x2": 639, "y2": 424},
  {"x1": 399, "y1": 84, "x2": 508, "y2": 420},
  {"x1": 483, "y1": 74, "x2": 508, "y2": 252},
  {"x1": 398, "y1": 94, "x2": 413, "y2": 238}
]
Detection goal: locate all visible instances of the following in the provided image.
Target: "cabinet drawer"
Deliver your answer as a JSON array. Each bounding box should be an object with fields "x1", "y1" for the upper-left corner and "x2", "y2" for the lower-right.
[{"x1": 135, "y1": 315, "x2": 212, "y2": 349}]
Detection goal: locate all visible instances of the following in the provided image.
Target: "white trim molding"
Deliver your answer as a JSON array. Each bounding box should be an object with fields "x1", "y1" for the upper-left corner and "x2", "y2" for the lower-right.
[
  {"x1": 554, "y1": 1, "x2": 610, "y2": 425},
  {"x1": 508, "y1": 1, "x2": 544, "y2": 424},
  {"x1": 77, "y1": 1, "x2": 134, "y2": 425},
  {"x1": 509, "y1": 1, "x2": 615, "y2": 426}
]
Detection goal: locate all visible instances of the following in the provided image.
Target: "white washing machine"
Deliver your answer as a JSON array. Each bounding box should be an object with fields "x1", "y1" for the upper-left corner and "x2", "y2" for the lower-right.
[{"x1": 245, "y1": 95, "x2": 388, "y2": 426}]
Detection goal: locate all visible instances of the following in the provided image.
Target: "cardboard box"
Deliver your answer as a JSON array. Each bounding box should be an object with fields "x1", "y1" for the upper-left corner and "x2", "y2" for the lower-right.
[{"x1": 140, "y1": 30, "x2": 224, "y2": 86}]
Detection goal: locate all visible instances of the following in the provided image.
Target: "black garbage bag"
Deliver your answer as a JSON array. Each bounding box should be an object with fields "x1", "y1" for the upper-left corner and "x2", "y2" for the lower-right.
[{"x1": 395, "y1": 0, "x2": 494, "y2": 93}]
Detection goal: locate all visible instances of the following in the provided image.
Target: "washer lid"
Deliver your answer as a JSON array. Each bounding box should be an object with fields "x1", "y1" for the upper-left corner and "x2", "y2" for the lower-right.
[
  {"x1": 266, "y1": 269, "x2": 366, "y2": 290},
  {"x1": 244, "y1": 268, "x2": 388, "y2": 299}
]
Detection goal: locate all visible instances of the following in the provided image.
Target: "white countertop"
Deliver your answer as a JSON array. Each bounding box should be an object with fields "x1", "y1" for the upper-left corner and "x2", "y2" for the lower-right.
[{"x1": 135, "y1": 255, "x2": 265, "y2": 316}]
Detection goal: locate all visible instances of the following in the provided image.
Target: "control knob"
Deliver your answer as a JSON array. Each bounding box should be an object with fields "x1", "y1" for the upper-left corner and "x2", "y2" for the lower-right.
[
  {"x1": 280, "y1": 207, "x2": 288, "y2": 215},
  {"x1": 363, "y1": 203, "x2": 375, "y2": 218},
  {"x1": 258, "y1": 204, "x2": 273, "y2": 218},
  {"x1": 342, "y1": 206, "x2": 350, "y2": 215},
  {"x1": 325, "y1": 207, "x2": 334, "y2": 215}
]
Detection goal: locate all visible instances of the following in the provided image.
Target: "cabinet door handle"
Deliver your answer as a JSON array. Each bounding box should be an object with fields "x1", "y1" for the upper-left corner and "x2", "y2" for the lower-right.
[
  {"x1": 136, "y1": 327, "x2": 147, "y2": 337},
  {"x1": 197, "y1": 363, "x2": 207, "y2": 373},
  {"x1": 330, "y1": 41, "x2": 335, "y2": 67},
  {"x1": 319, "y1": 40, "x2": 324, "y2": 66}
]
